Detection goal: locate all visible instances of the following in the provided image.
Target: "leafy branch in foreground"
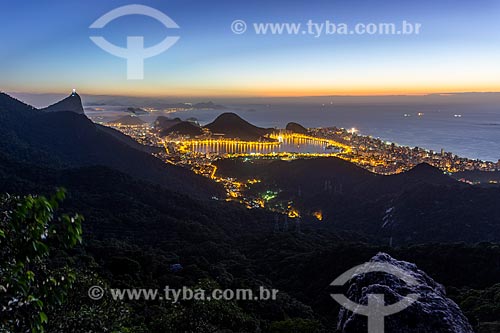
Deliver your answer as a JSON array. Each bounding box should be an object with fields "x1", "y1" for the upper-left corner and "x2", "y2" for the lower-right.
[{"x1": 0, "y1": 189, "x2": 83, "y2": 333}]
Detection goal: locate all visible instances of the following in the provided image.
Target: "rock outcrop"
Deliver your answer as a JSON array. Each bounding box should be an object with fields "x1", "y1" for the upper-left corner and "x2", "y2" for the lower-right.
[{"x1": 336, "y1": 253, "x2": 474, "y2": 333}]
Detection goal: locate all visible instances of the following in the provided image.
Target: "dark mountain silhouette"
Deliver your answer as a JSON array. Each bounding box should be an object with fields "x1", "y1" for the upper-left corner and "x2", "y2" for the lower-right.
[
  {"x1": 204, "y1": 112, "x2": 273, "y2": 140},
  {"x1": 213, "y1": 157, "x2": 500, "y2": 244},
  {"x1": 108, "y1": 115, "x2": 145, "y2": 126},
  {"x1": 214, "y1": 159, "x2": 456, "y2": 198},
  {"x1": 154, "y1": 116, "x2": 182, "y2": 131},
  {"x1": 367, "y1": 163, "x2": 458, "y2": 196},
  {"x1": 215, "y1": 156, "x2": 376, "y2": 193},
  {"x1": 161, "y1": 121, "x2": 203, "y2": 137},
  {"x1": 286, "y1": 122, "x2": 308, "y2": 134},
  {"x1": 0, "y1": 150, "x2": 275, "y2": 255},
  {"x1": 0, "y1": 92, "x2": 35, "y2": 113},
  {"x1": 41, "y1": 92, "x2": 85, "y2": 114},
  {"x1": 396, "y1": 163, "x2": 455, "y2": 184},
  {"x1": 0, "y1": 93, "x2": 221, "y2": 198}
]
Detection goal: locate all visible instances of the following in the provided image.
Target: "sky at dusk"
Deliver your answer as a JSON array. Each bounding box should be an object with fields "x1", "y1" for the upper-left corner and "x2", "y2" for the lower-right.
[{"x1": 1, "y1": 0, "x2": 500, "y2": 97}]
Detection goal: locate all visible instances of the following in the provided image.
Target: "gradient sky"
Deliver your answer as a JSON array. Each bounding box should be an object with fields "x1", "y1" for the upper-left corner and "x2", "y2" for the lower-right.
[{"x1": 1, "y1": 0, "x2": 500, "y2": 97}]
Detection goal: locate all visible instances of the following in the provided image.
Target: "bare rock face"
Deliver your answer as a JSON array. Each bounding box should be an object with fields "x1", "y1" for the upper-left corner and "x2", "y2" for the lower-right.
[{"x1": 336, "y1": 253, "x2": 474, "y2": 333}]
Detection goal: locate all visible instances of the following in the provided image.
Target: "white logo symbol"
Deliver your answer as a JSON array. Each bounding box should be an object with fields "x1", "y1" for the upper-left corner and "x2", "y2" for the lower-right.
[
  {"x1": 89, "y1": 4, "x2": 180, "y2": 80},
  {"x1": 88, "y1": 285, "x2": 105, "y2": 300},
  {"x1": 231, "y1": 20, "x2": 247, "y2": 34},
  {"x1": 330, "y1": 262, "x2": 419, "y2": 333}
]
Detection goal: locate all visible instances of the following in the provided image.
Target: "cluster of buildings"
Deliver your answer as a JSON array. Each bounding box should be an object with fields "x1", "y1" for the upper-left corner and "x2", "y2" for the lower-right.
[
  {"x1": 311, "y1": 127, "x2": 500, "y2": 174},
  {"x1": 105, "y1": 122, "x2": 499, "y2": 214}
]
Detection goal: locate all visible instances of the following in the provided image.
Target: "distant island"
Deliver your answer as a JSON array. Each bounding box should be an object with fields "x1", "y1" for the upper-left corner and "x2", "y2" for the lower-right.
[
  {"x1": 108, "y1": 115, "x2": 146, "y2": 126},
  {"x1": 124, "y1": 107, "x2": 148, "y2": 115}
]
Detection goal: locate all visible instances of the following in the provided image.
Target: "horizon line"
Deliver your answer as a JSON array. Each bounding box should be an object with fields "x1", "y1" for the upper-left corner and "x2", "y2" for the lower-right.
[{"x1": 6, "y1": 90, "x2": 500, "y2": 100}]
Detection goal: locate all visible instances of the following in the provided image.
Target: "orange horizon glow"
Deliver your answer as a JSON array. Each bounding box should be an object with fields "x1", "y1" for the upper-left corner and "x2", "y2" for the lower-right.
[{"x1": 8, "y1": 83, "x2": 500, "y2": 99}]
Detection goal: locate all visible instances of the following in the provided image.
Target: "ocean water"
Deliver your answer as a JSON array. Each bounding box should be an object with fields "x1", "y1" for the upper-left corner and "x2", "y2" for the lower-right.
[{"x1": 86, "y1": 103, "x2": 500, "y2": 162}]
